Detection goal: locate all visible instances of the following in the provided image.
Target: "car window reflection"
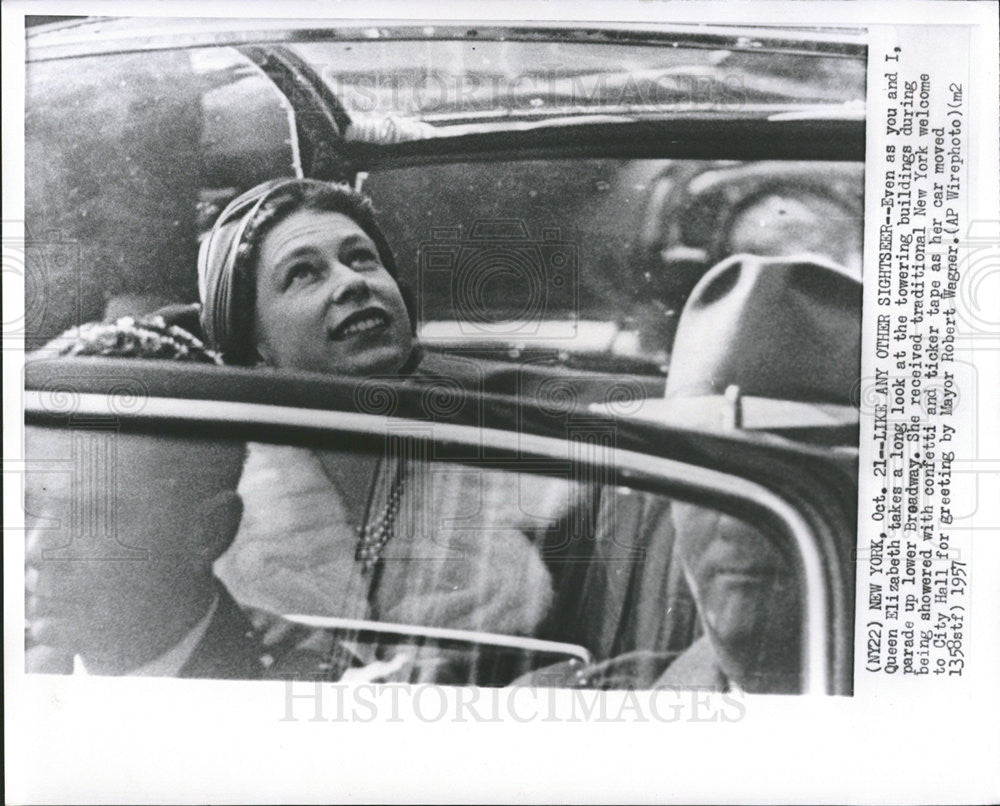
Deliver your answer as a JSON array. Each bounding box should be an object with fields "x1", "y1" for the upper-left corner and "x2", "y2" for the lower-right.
[{"x1": 25, "y1": 426, "x2": 802, "y2": 690}]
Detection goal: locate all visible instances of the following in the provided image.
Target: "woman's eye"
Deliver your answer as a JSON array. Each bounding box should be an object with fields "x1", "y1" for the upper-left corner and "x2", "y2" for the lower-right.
[
  {"x1": 346, "y1": 249, "x2": 380, "y2": 270},
  {"x1": 286, "y1": 263, "x2": 318, "y2": 284}
]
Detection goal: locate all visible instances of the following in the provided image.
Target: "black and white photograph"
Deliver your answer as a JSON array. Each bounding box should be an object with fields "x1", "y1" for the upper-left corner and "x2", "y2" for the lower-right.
[
  {"x1": 4, "y1": 2, "x2": 999, "y2": 803},
  {"x1": 21, "y1": 13, "x2": 866, "y2": 693}
]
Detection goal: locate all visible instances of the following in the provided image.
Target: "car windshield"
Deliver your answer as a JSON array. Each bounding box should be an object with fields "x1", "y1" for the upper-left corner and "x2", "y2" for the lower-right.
[{"x1": 24, "y1": 32, "x2": 865, "y2": 372}]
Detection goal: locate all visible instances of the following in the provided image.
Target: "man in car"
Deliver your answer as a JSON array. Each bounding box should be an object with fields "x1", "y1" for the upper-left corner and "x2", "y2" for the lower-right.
[
  {"x1": 514, "y1": 254, "x2": 860, "y2": 693},
  {"x1": 25, "y1": 424, "x2": 257, "y2": 677},
  {"x1": 25, "y1": 315, "x2": 361, "y2": 679},
  {"x1": 654, "y1": 506, "x2": 800, "y2": 693},
  {"x1": 25, "y1": 419, "x2": 384, "y2": 680},
  {"x1": 647, "y1": 253, "x2": 859, "y2": 692}
]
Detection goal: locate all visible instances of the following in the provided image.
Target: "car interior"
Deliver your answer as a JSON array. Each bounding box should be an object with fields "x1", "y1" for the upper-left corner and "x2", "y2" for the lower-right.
[{"x1": 24, "y1": 24, "x2": 863, "y2": 692}]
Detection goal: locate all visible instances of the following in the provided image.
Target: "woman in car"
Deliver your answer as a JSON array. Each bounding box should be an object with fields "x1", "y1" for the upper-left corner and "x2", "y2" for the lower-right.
[{"x1": 197, "y1": 178, "x2": 558, "y2": 638}]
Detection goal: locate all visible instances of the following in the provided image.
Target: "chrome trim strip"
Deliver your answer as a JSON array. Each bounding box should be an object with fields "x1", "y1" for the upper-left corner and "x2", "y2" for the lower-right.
[
  {"x1": 25, "y1": 390, "x2": 847, "y2": 694},
  {"x1": 284, "y1": 614, "x2": 592, "y2": 664},
  {"x1": 27, "y1": 21, "x2": 867, "y2": 62}
]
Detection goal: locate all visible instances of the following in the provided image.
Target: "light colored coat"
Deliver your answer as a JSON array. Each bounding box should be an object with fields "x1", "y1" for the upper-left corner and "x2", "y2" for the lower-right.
[{"x1": 215, "y1": 441, "x2": 563, "y2": 636}]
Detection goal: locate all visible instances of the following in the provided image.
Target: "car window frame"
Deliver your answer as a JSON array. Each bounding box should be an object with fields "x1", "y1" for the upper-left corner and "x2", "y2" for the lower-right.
[
  {"x1": 26, "y1": 25, "x2": 867, "y2": 178},
  {"x1": 25, "y1": 357, "x2": 856, "y2": 694}
]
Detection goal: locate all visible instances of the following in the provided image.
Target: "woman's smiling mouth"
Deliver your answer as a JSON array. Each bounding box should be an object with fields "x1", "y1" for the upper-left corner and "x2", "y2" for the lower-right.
[{"x1": 329, "y1": 308, "x2": 390, "y2": 340}]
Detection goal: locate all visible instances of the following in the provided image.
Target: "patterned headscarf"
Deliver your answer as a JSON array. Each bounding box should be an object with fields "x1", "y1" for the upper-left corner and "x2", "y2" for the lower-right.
[{"x1": 197, "y1": 178, "x2": 406, "y2": 366}]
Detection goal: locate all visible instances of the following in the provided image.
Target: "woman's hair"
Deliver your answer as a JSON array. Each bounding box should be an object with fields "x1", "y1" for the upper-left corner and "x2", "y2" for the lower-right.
[{"x1": 198, "y1": 178, "x2": 414, "y2": 365}]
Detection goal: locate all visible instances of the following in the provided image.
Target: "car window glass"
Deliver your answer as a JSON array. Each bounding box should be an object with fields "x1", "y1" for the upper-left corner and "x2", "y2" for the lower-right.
[
  {"x1": 289, "y1": 39, "x2": 866, "y2": 121},
  {"x1": 364, "y1": 158, "x2": 863, "y2": 369},
  {"x1": 25, "y1": 426, "x2": 804, "y2": 689},
  {"x1": 24, "y1": 47, "x2": 295, "y2": 348},
  {"x1": 25, "y1": 43, "x2": 863, "y2": 376}
]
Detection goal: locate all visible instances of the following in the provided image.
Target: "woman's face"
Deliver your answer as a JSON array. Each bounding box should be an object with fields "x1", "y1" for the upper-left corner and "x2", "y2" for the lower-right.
[{"x1": 253, "y1": 209, "x2": 413, "y2": 375}]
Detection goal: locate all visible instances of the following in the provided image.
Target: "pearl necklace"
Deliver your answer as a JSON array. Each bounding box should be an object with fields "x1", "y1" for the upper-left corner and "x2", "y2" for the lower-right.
[{"x1": 355, "y1": 460, "x2": 407, "y2": 574}]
